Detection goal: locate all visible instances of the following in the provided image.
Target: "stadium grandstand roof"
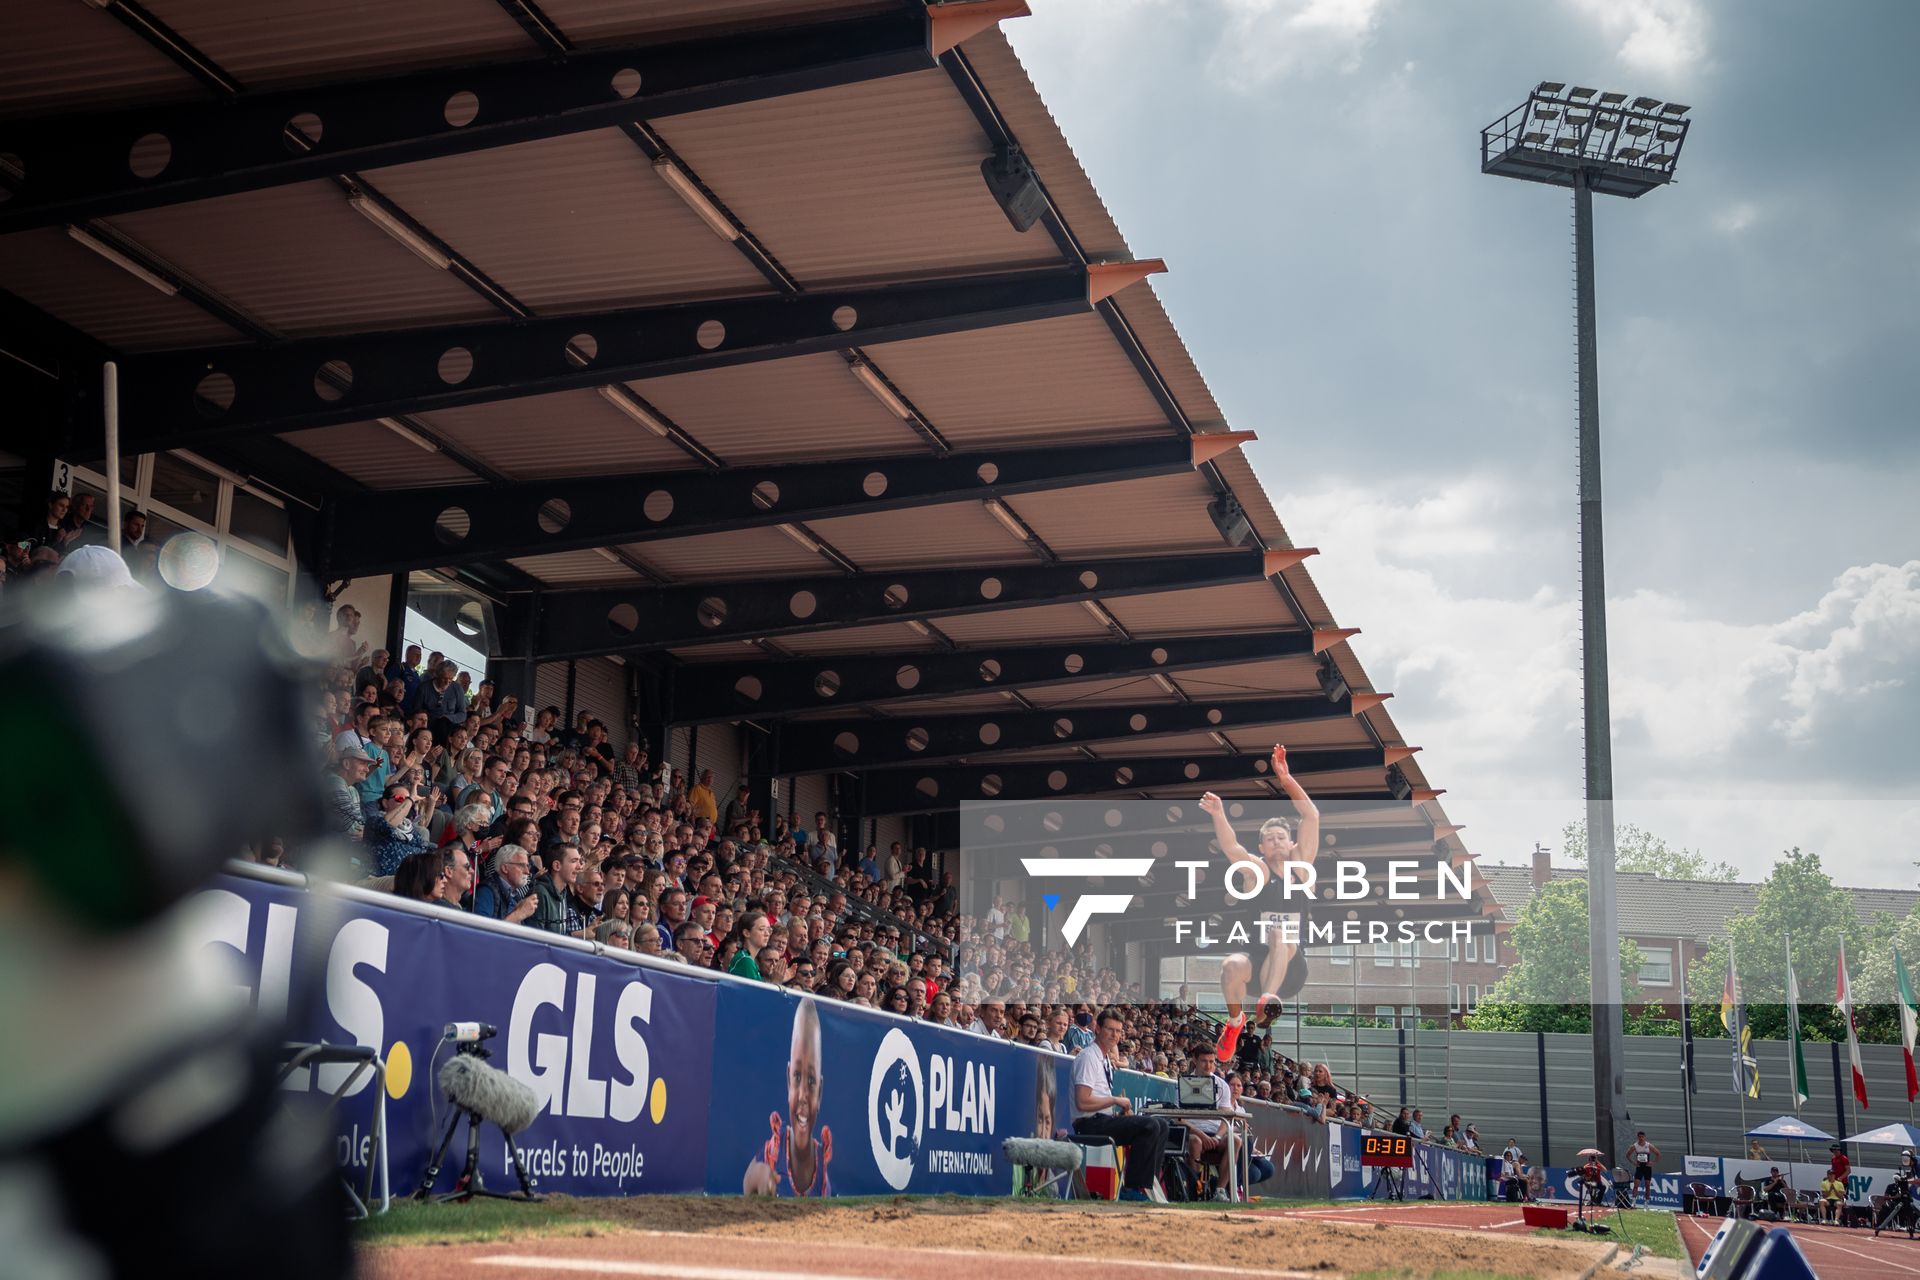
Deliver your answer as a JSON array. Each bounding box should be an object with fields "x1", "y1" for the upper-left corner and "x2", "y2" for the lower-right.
[{"x1": 0, "y1": 0, "x2": 1487, "y2": 917}]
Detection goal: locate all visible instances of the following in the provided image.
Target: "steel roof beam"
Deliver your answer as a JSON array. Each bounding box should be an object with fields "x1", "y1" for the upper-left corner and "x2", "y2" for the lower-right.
[
  {"x1": 775, "y1": 692, "x2": 1365, "y2": 774},
  {"x1": 319, "y1": 434, "x2": 1250, "y2": 579},
  {"x1": 859, "y1": 746, "x2": 1400, "y2": 816},
  {"x1": 101, "y1": 264, "x2": 1159, "y2": 455},
  {"x1": 666, "y1": 629, "x2": 1352, "y2": 723},
  {"x1": 535, "y1": 548, "x2": 1304, "y2": 658},
  {"x1": 0, "y1": 9, "x2": 950, "y2": 233}
]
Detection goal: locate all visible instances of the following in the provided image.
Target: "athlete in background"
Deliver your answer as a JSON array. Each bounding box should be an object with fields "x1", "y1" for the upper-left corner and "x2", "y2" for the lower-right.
[{"x1": 1200, "y1": 744, "x2": 1321, "y2": 1062}]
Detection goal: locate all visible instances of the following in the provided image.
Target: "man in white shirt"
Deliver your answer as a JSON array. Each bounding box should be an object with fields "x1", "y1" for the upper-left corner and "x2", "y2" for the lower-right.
[
  {"x1": 1182, "y1": 1043, "x2": 1235, "y2": 1201},
  {"x1": 1071, "y1": 1008, "x2": 1171, "y2": 1202}
]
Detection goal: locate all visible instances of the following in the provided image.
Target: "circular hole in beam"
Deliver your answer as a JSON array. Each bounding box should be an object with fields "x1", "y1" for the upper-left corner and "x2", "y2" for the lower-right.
[
  {"x1": 434, "y1": 507, "x2": 470, "y2": 546},
  {"x1": 832, "y1": 305, "x2": 857, "y2": 331},
  {"x1": 812, "y1": 671, "x2": 841, "y2": 698},
  {"x1": 643, "y1": 490, "x2": 674, "y2": 522},
  {"x1": 751, "y1": 481, "x2": 780, "y2": 510},
  {"x1": 444, "y1": 90, "x2": 480, "y2": 128},
  {"x1": 789, "y1": 590, "x2": 817, "y2": 620},
  {"x1": 437, "y1": 346, "x2": 473, "y2": 385},
  {"x1": 1063, "y1": 653, "x2": 1084, "y2": 675},
  {"x1": 915, "y1": 777, "x2": 940, "y2": 798},
  {"x1": 607, "y1": 602, "x2": 639, "y2": 636},
  {"x1": 128, "y1": 132, "x2": 171, "y2": 179},
  {"x1": 1047, "y1": 770, "x2": 1068, "y2": 792},
  {"x1": 565, "y1": 332, "x2": 598, "y2": 367},
  {"x1": 313, "y1": 359, "x2": 352, "y2": 402},
  {"x1": 696, "y1": 319, "x2": 725, "y2": 350},
  {"x1": 905, "y1": 727, "x2": 929, "y2": 753},
  {"x1": 696, "y1": 596, "x2": 728, "y2": 629},
  {"x1": 863, "y1": 471, "x2": 889, "y2": 498},
  {"x1": 537, "y1": 499, "x2": 570, "y2": 534},
  {"x1": 833, "y1": 731, "x2": 860, "y2": 755},
  {"x1": 978, "y1": 658, "x2": 1001, "y2": 682},
  {"x1": 895, "y1": 663, "x2": 921, "y2": 691},
  {"x1": 1052, "y1": 717, "x2": 1073, "y2": 740},
  {"x1": 610, "y1": 68, "x2": 642, "y2": 99},
  {"x1": 733, "y1": 675, "x2": 763, "y2": 702},
  {"x1": 979, "y1": 577, "x2": 1003, "y2": 601},
  {"x1": 284, "y1": 112, "x2": 323, "y2": 152},
  {"x1": 193, "y1": 370, "x2": 235, "y2": 417},
  {"x1": 980, "y1": 774, "x2": 1003, "y2": 798},
  {"x1": 978, "y1": 723, "x2": 1000, "y2": 745},
  {"x1": 882, "y1": 583, "x2": 909, "y2": 609}
]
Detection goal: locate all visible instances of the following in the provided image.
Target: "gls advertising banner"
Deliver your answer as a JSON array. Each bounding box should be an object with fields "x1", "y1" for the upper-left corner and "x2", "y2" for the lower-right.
[{"x1": 197, "y1": 874, "x2": 715, "y2": 1195}]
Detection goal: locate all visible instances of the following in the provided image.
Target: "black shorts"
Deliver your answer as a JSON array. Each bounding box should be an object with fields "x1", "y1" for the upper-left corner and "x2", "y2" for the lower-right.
[
  {"x1": 1257, "y1": 913, "x2": 1310, "y2": 998},
  {"x1": 1632, "y1": 1164, "x2": 1653, "y2": 1182}
]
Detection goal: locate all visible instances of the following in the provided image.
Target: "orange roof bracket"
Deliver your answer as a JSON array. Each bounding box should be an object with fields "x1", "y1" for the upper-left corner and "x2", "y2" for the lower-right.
[
  {"x1": 1433, "y1": 823, "x2": 1464, "y2": 840},
  {"x1": 1349, "y1": 691, "x2": 1393, "y2": 715},
  {"x1": 1263, "y1": 547, "x2": 1317, "y2": 575},
  {"x1": 1410, "y1": 787, "x2": 1446, "y2": 805},
  {"x1": 927, "y1": 1, "x2": 1031, "y2": 56},
  {"x1": 1311, "y1": 627, "x2": 1360, "y2": 654},
  {"x1": 1086, "y1": 258, "x2": 1167, "y2": 304},
  {"x1": 1382, "y1": 745, "x2": 1422, "y2": 765},
  {"x1": 1191, "y1": 431, "x2": 1257, "y2": 465}
]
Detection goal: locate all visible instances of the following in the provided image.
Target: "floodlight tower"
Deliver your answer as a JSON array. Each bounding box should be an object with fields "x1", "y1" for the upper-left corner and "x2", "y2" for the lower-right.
[{"x1": 1481, "y1": 83, "x2": 1691, "y2": 1167}]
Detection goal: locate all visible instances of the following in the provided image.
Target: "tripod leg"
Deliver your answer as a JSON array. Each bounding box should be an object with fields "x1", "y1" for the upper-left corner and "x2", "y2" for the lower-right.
[
  {"x1": 413, "y1": 1107, "x2": 466, "y2": 1201},
  {"x1": 454, "y1": 1111, "x2": 483, "y2": 1198},
  {"x1": 503, "y1": 1132, "x2": 541, "y2": 1200}
]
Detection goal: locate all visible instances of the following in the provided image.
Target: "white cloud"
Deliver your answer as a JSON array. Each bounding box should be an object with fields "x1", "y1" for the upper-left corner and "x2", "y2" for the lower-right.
[
  {"x1": 1208, "y1": 0, "x2": 1388, "y2": 89},
  {"x1": 1279, "y1": 476, "x2": 1920, "y2": 885},
  {"x1": 1713, "y1": 202, "x2": 1758, "y2": 235},
  {"x1": 1568, "y1": 0, "x2": 1709, "y2": 79}
]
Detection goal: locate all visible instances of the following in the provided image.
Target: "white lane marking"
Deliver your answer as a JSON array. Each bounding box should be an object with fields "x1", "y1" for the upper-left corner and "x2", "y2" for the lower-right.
[
  {"x1": 476, "y1": 1259, "x2": 889, "y2": 1280},
  {"x1": 1788, "y1": 1233, "x2": 1920, "y2": 1275}
]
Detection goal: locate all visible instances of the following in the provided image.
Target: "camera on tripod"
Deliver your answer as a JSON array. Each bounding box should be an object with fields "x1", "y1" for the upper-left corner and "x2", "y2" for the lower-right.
[{"x1": 444, "y1": 1021, "x2": 497, "y2": 1059}]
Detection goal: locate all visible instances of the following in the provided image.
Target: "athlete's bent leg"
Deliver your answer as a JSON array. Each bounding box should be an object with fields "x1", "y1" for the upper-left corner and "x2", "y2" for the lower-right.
[{"x1": 1217, "y1": 953, "x2": 1252, "y2": 1061}]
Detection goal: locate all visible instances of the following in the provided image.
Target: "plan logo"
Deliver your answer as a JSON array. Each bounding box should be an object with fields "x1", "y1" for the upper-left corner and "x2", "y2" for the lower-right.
[
  {"x1": 868, "y1": 1028, "x2": 924, "y2": 1191},
  {"x1": 1020, "y1": 856, "x2": 1156, "y2": 945}
]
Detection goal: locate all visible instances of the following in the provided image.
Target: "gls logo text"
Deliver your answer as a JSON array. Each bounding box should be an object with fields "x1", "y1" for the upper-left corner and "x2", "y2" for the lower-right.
[{"x1": 1021, "y1": 857, "x2": 1156, "y2": 945}]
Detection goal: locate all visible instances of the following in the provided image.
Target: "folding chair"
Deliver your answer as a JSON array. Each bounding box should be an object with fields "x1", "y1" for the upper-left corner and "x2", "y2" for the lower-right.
[
  {"x1": 1686, "y1": 1181, "x2": 1718, "y2": 1218},
  {"x1": 1731, "y1": 1184, "x2": 1756, "y2": 1220},
  {"x1": 275, "y1": 1042, "x2": 389, "y2": 1218}
]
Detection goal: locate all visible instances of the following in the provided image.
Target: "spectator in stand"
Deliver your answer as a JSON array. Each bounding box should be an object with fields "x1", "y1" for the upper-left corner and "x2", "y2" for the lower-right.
[
  {"x1": 1408, "y1": 1108, "x2": 1427, "y2": 1140},
  {"x1": 55, "y1": 491, "x2": 96, "y2": 551},
  {"x1": 809, "y1": 811, "x2": 837, "y2": 855},
  {"x1": 613, "y1": 743, "x2": 645, "y2": 794},
  {"x1": 533, "y1": 843, "x2": 590, "y2": 939},
  {"x1": 1390, "y1": 1107, "x2": 1411, "y2": 1136},
  {"x1": 332, "y1": 604, "x2": 368, "y2": 668},
  {"x1": 1071, "y1": 1008, "x2": 1171, "y2": 1203},
  {"x1": 393, "y1": 851, "x2": 446, "y2": 903},
  {"x1": 474, "y1": 845, "x2": 538, "y2": 923},
  {"x1": 368, "y1": 782, "x2": 433, "y2": 876},
  {"x1": 392, "y1": 645, "x2": 424, "y2": 703},
  {"x1": 413, "y1": 661, "x2": 467, "y2": 739},
  {"x1": 439, "y1": 846, "x2": 474, "y2": 911},
  {"x1": 325, "y1": 746, "x2": 377, "y2": 844},
  {"x1": 657, "y1": 889, "x2": 690, "y2": 952},
  {"x1": 721, "y1": 783, "x2": 751, "y2": 835},
  {"x1": 673, "y1": 921, "x2": 708, "y2": 966},
  {"x1": 687, "y1": 768, "x2": 719, "y2": 824}
]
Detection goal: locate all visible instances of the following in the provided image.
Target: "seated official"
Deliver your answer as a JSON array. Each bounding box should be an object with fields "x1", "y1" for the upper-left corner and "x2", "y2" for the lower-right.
[
  {"x1": 1819, "y1": 1171, "x2": 1845, "y2": 1223},
  {"x1": 1761, "y1": 1167, "x2": 1790, "y2": 1219},
  {"x1": 1071, "y1": 1008, "x2": 1171, "y2": 1203},
  {"x1": 1180, "y1": 1043, "x2": 1233, "y2": 1201}
]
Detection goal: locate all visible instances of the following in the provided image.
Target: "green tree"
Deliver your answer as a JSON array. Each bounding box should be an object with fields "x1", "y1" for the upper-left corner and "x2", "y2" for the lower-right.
[
  {"x1": 1466, "y1": 878, "x2": 1647, "y2": 1034},
  {"x1": 1561, "y1": 821, "x2": 1738, "y2": 882},
  {"x1": 1684, "y1": 848, "x2": 1871, "y2": 1046},
  {"x1": 1850, "y1": 903, "x2": 1920, "y2": 1044}
]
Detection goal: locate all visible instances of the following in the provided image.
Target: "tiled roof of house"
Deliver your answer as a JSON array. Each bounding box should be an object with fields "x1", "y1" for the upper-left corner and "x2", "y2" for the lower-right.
[{"x1": 1477, "y1": 863, "x2": 1919, "y2": 942}]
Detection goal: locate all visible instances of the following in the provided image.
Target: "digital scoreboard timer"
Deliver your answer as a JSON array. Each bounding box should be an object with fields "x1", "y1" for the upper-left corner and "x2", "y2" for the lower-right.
[{"x1": 1361, "y1": 1134, "x2": 1413, "y2": 1169}]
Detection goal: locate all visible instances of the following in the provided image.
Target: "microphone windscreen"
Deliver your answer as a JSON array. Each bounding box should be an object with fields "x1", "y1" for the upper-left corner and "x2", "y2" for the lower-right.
[
  {"x1": 439, "y1": 1053, "x2": 540, "y2": 1135},
  {"x1": 1002, "y1": 1136, "x2": 1083, "y2": 1171}
]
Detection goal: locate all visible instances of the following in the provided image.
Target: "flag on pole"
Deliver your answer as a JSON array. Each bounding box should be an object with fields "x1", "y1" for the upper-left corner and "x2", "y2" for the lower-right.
[
  {"x1": 1895, "y1": 946, "x2": 1920, "y2": 1103},
  {"x1": 1785, "y1": 940, "x2": 1809, "y2": 1110},
  {"x1": 1837, "y1": 939, "x2": 1868, "y2": 1109},
  {"x1": 1721, "y1": 946, "x2": 1759, "y2": 1099}
]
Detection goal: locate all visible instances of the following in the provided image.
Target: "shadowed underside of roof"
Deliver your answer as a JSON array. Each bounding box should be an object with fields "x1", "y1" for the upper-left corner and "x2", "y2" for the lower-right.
[{"x1": 0, "y1": 0, "x2": 1477, "y2": 905}]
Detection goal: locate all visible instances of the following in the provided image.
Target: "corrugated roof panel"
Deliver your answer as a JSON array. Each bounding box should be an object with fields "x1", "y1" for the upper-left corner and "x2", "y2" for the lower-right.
[
  {"x1": 415, "y1": 389, "x2": 691, "y2": 480},
  {"x1": 0, "y1": 227, "x2": 244, "y2": 351},
  {"x1": 666, "y1": 640, "x2": 763, "y2": 663},
  {"x1": 1027, "y1": 678, "x2": 1177, "y2": 708},
  {"x1": 1108, "y1": 284, "x2": 1226, "y2": 428},
  {"x1": 627, "y1": 353, "x2": 922, "y2": 465},
  {"x1": 288, "y1": 422, "x2": 476, "y2": 488},
  {"x1": 1105, "y1": 581, "x2": 1294, "y2": 636},
  {"x1": 1010, "y1": 470, "x2": 1222, "y2": 559},
  {"x1": 930, "y1": 602, "x2": 1108, "y2": 647},
  {"x1": 0, "y1": 0, "x2": 196, "y2": 113},
  {"x1": 535, "y1": 0, "x2": 883, "y2": 44},
  {"x1": 103, "y1": 182, "x2": 500, "y2": 337},
  {"x1": 966, "y1": 31, "x2": 1128, "y2": 260},
  {"x1": 801, "y1": 502, "x2": 1033, "y2": 571},
  {"x1": 1222, "y1": 720, "x2": 1374, "y2": 751},
  {"x1": 633, "y1": 525, "x2": 829, "y2": 581},
  {"x1": 657, "y1": 69, "x2": 1062, "y2": 283},
  {"x1": 504, "y1": 549, "x2": 646, "y2": 586},
  {"x1": 761, "y1": 621, "x2": 927, "y2": 657},
  {"x1": 141, "y1": 0, "x2": 530, "y2": 86},
  {"x1": 823, "y1": 690, "x2": 1016, "y2": 718},
  {"x1": 1172, "y1": 656, "x2": 1322, "y2": 699},
  {"x1": 865, "y1": 311, "x2": 1168, "y2": 445},
  {"x1": 361, "y1": 129, "x2": 769, "y2": 310}
]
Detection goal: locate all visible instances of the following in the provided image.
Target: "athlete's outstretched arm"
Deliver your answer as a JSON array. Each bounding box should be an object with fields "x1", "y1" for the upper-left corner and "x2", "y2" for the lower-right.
[
  {"x1": 1197, "y1": 791, "x2": 1256, "y2": 865},
  {"x1": 1271, "y1": 744, "x2": 1320, "y2": 863}
]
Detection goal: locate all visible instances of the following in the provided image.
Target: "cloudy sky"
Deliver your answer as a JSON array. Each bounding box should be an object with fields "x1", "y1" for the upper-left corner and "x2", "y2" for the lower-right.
[{"x1": 1006, "y1": 0, "x2": 1919, "y2": 887}]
